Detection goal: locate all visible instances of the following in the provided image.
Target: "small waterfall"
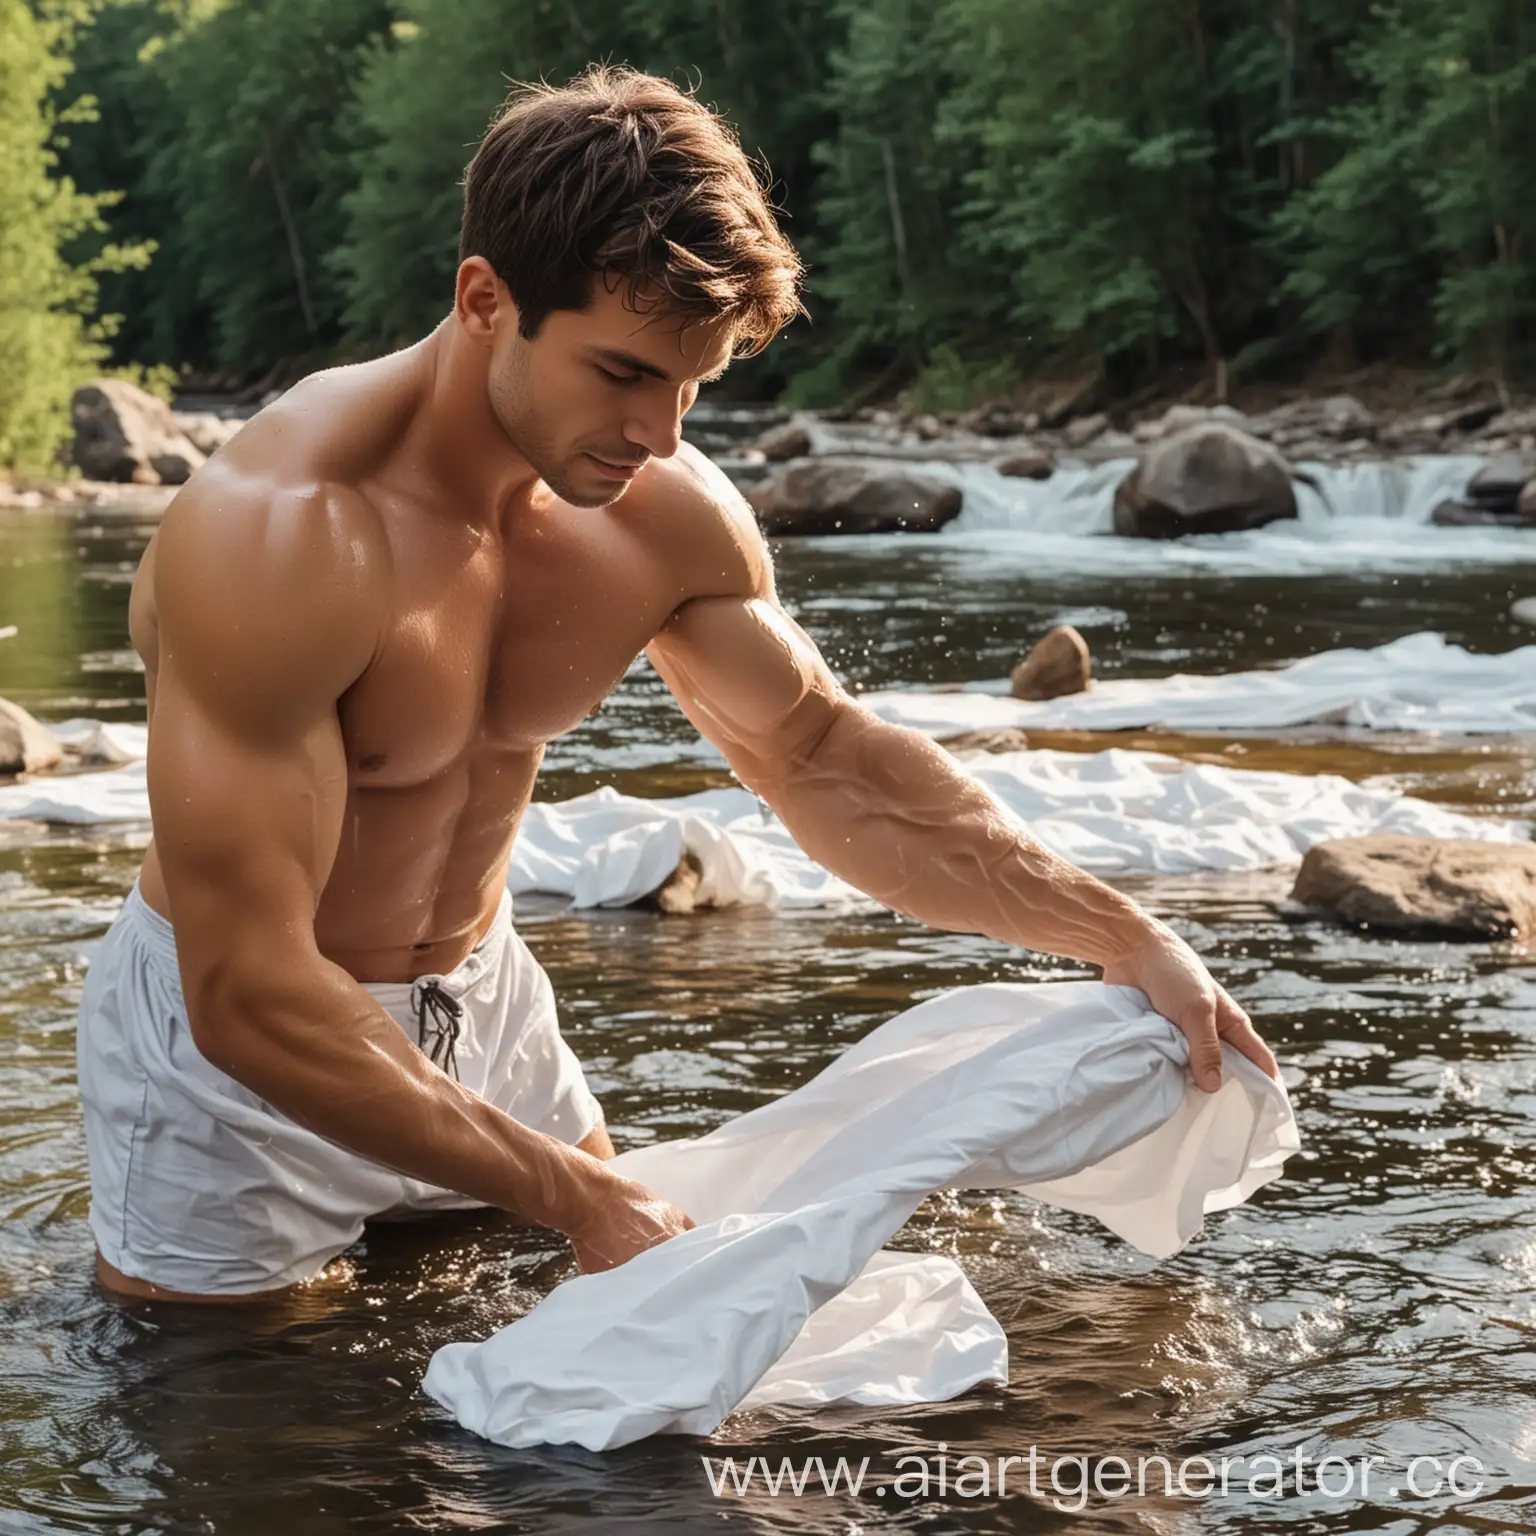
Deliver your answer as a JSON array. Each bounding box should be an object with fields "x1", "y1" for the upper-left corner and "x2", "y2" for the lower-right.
[{"x1": 924, "y1": 454, "x2": 1489, "y2": 535}]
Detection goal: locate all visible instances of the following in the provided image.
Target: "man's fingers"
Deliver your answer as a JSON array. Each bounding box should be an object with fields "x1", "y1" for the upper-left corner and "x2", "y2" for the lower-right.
[
  {"x1": 1215, "y1": 992, "x2": 1281, "y2": 1081},
  {"x1": 1182, "y1": 996, "x2": 1223, "y2": 1092}
]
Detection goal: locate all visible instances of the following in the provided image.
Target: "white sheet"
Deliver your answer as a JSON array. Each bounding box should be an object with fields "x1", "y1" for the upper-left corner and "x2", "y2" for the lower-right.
[
  {"x1": 423, "y1": 980, "x2": 1298, "y2": 1451},
  {"x1": 50, "y1": 718, "x2": 149, "y2": 764},
  {"x1": 0, "y1": 750, "x2": 1517, "y2": 897},
  {"x1": 504, "y1": 751, "x2": 1517, "y2": 905},
  {"x1": 862, "y1": 633, "x2": 1536, "y2": 737}
]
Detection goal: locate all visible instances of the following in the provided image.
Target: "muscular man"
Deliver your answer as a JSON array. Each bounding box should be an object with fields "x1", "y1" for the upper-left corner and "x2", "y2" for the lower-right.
[{"x1": 76, "y1": 66, "x2": 1278, "y2": 1303}]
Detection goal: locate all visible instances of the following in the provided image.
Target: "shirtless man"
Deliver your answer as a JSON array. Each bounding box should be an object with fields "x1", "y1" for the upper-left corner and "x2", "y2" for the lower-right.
[{"x1": 75, "y1": 66, "x2": 1278, "y2": 1303}]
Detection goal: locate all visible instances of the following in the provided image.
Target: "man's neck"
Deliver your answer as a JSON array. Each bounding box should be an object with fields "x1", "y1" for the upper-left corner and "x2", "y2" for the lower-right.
[{"x1": 404, "y1": 318, "x2": 542, "y2": 523}]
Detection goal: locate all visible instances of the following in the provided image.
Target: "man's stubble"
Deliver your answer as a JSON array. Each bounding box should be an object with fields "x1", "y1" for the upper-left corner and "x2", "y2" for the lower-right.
[{"x1": 487, "y1": 338, "x2": 626, "y2": 510}]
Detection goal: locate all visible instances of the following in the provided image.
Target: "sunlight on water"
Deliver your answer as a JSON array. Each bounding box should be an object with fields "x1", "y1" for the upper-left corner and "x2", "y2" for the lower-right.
[{"x1": 0, "y1": 498, "x2": 1532, "y2": 1531}]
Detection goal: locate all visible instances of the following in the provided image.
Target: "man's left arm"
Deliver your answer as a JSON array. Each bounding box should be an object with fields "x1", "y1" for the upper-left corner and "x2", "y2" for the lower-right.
[{"x1": 644, "y1": 464, "x2": 1278, "y2": 1092}]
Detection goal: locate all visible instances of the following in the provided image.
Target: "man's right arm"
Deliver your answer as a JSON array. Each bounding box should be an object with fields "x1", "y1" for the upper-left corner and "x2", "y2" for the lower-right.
[{"x1": 145, "y1": 478, "x2": 688, "y2": 1271}]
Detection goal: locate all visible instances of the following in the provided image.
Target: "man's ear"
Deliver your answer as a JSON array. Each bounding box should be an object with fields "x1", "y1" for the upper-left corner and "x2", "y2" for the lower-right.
[{"x1": 455, "y1": 257, "x2": 515, "y2": 346}]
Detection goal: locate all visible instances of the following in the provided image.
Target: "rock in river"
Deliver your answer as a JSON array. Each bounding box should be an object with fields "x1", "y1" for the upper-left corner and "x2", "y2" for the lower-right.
[
  {"x1": 748, "y1": 459, "x2": 962, "y2": 536},
  {"x1": 0, "y1": 699, "x2": 63, "y2": 776},
  {"x1": 71, "y1": 380, "x2": 206, "y2": 485},
  {"x1": 1010, "y1": 625, "x2": 1092, "y2": 700},
  {"x1": 1290, "y1": 835, "x2": 1536, "y2": 941},
  {"x1": 1112, "y1": 422, "x2": 1297, "y2": 539}
]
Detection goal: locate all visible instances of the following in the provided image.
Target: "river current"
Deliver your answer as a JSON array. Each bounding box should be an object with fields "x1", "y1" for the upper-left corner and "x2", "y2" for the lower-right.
[{"x1": 0, "y1": 455, "x2": 1533, "y2": 1534}]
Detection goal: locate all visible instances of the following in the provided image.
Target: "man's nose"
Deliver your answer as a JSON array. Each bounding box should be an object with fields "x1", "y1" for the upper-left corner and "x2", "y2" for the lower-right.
[{"x1": 623, "y1": 399, "x2": 685, "y2": 461}]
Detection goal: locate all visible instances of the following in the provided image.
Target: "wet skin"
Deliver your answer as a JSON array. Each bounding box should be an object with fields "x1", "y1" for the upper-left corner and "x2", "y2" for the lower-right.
[{"x1": 100, "y1": 262, "x2": 1278, "y2": 1301}]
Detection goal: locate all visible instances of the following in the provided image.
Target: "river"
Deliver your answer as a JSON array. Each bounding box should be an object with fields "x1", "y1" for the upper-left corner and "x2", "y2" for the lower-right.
[{"x1": 0, "y1": 461, "x2": 1533, "y2": 1533}]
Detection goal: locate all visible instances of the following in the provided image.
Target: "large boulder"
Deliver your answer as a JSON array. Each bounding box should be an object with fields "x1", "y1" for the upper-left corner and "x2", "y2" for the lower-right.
[
  {"x1": 1466, "y1": 454, "x2": 1536, "y2": 518},
  {"x1": 0, "y1": 699, "x2": 63, "y2": 775},
  {"x1": 994, "y1": 449, "x2": 1055, "y2": 480},
  {"x1": 1010, "y1": 625, "x2": 1091, "y2": 700},
  {"x1": 752, "y1": 420, "x2": 814, "y2": 462},
  {"x1": 1430, "y1": 498, "x2": 1536, "y2": 528},
  {"x1": 71, "y1": 381, "x2": 206, "y2": 485},
  {"x1": 1290, "y1": 836, "x2": 1536, "y2": 941},
  {"x1": 748, "y1": 459, "x2": 963, "y2": 536},
  {"x1": 173, "y1": 411, "x2": 245, "y2": 458},
  {"x1": 1113, "y1": 423, "x2": 1297, "y2": 539}
]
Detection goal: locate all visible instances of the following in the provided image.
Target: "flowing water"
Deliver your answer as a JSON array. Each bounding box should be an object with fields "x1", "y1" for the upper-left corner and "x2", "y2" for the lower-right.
[{"x1": 1, "y1": 484, "x2": 1535, "y2": 1535}]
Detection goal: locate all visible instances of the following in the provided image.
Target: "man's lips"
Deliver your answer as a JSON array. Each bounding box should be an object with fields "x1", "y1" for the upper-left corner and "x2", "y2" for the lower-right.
[{"x1": 586, "y1": 453, "x2": 646, "y2": 478}]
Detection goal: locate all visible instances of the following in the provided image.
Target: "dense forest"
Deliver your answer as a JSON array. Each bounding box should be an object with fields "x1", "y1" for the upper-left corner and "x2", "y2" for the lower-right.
[{"x1": 3, "y1": 0, "x2": 1533, "y2": 474}]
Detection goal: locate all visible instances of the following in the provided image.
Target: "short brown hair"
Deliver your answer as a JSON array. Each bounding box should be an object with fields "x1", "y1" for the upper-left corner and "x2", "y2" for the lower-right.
[{"x1": 459, "y1": 66, "x2": 804, "y2": 357}]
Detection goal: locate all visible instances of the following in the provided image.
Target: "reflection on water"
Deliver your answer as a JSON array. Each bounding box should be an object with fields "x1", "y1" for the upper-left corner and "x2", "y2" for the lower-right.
[{"x1": 0, "y1": 500, "x2": 1533, "y2": 1532}]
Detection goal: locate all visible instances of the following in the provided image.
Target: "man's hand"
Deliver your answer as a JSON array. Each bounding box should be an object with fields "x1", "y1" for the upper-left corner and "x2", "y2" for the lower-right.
[
  {"x1": 566, "y1": 1172, "x2": 696, "y2": 1273},
  {"x1": 1102, "y1": 918, "x2": 1279, "y2": 1093}
]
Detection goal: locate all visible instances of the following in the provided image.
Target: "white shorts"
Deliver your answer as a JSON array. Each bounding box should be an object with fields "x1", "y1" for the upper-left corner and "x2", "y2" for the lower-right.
[{"x1": 76, "y1": 884, "x2": 603, "y2": 1295}]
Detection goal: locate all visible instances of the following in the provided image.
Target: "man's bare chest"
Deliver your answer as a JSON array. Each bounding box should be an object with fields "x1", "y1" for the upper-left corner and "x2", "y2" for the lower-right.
[{"x1": 337, "y1": 513, "x2": 678, "y2": 787}]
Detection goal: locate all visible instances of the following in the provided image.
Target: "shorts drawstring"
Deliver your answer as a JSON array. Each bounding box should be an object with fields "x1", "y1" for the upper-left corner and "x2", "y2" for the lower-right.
[{"x1": 411, "y1": 977, "x2": 464, "y2": 1081}]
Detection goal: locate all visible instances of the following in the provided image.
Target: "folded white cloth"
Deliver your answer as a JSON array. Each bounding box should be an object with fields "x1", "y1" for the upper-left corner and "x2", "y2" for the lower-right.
[
  {"x1": 423, "y1": 980, "x2": 1298, "y2": 1451},
  {"x1": 861, "y1": 633, "x2": 1536, "y2": 737}
]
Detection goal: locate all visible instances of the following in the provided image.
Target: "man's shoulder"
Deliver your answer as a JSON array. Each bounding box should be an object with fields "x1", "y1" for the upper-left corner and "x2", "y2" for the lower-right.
[
  {"x1": 159, "y1": 452, "x2": 391, "y2": 590},
  {"x1": 623, "y1": 441, "x2": 770, "y2": 602},
  {"x1": 150, "y1": 432, "x2": 393, "y2": 687},
  {"x1": 163, "y1": 359, "x2": 402, "y2": 573},
  {"x1": 170, "y1": 352, "x2": 417, "y2": 541}
]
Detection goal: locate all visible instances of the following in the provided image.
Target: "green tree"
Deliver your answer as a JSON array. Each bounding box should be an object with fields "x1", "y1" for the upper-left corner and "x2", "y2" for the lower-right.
[
  {"x1": 784, "y1": 0, "x2": 977, "y2": 405},
  {"x1": 56, "y1": 0, "x2": 202, "y2": 367},
  {"x1": 336, "y1": 3, "x2": 633, "y2": 348},
  {"x1": 168, "y1": 0, "x2": 391, "y2": 371},
  {"x1": 1278, "y1": 0, "x2": 1536, "y2": 392},
  {"x1": 336, "y1": 0, "x2": 840, "y2": 363},
  {"x1": 0, "y1": 0, "x2": 147, "y2": 475}
]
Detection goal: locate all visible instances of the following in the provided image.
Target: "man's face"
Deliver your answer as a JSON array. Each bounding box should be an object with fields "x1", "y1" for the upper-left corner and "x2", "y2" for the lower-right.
[{"x1": 485, "y1": 275, "x2": 735, "y2": 507}]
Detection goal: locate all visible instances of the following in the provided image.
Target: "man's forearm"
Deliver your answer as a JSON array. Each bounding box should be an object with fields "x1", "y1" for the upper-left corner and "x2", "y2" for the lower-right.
[
  {"x1": 189, "y1": 953, "x2": 608, "y2": 1235},
  {"x1": 765, "y1": 703, "x2": 1158, "y2": 967}
]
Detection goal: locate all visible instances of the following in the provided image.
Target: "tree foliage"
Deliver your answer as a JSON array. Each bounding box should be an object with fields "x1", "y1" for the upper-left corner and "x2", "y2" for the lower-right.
[
  {"x1": 31, "y1": 0, "x2": 1536, "y2": 402},
  {"x1": 0, "y1": 0, "x2": 148, "y2": 474}
]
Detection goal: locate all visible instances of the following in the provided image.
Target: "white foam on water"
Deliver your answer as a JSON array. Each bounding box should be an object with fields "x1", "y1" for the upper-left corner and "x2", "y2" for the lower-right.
[{"x1": 863, "y1": 633, "x2": 1536, "y2": 737}]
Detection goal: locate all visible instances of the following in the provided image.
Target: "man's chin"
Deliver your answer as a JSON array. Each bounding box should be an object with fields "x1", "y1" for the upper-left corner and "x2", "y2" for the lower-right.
[{"x1": 543, "y1": 457, "x2": 636, "y2": 509}]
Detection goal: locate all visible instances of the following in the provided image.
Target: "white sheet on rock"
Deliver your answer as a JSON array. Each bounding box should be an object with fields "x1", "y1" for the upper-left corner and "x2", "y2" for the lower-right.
[
  {"x1": 423, "y1": 980, "x2": 1298, "y2": 1451},
  {"x1": 0, "y1": 750, "x2": 1518, "y2": 895},
  {"x1": 861, "y1": 633, "x2": 1536, "y2": 737},
  {"x1": 504, "y1": 750, "x2": 1518, "y2": 904},
  {"x1": 50, "y1": 718, "x2": 149, "y2": 764}
]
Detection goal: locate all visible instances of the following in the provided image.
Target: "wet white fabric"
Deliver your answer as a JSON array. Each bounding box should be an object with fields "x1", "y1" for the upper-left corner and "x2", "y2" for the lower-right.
[
  {"x1": 423, "y1": 980, "x2": 1298, "y2": 1451},
  {"x1": 10, "y1": 750, "x2": 1515, "y2": 900},
  {"x1": 511, "y1": 786, "x2": 859, "y2": 909},
  {"x1": 50, "y1": 718, "x2": 149, "y2": 763},
  {"x1": 503, "y1": 750, "x2": 1519, "y2": 908},
  {"x1": 76, "y1": 883, "x2": 602, "y2": 1295},
  {"x1": 861, "y1": 633, "x2": 1536, "y2": 737},
  {"x1": 0, "y1": 758, "x2": 152, "y2": 824}
]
